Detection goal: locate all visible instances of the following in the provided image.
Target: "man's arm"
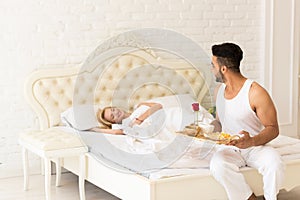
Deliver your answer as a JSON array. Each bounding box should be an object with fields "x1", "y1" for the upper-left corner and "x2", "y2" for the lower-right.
[
  {"x1": 230, "y1": 82, "x2": 279, "y2": 148},
  {"x1": 250, "y1": 82, "x2": 279, "y2": 145},
  {"x1": 210, "y1": 84, "x2": 222, "y2": 132},
  {"x1": 211, "y1": 113, "x2": 222, "y2": 132}
]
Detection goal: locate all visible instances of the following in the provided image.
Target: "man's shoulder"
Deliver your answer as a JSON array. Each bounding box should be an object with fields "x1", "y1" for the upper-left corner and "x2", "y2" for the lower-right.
[
  {"x1": 249, "y1": 81, "x2": 271, "y2": 100},
  {"x1": 250, "y1": 81, "x2": 268, "y2": 92}
]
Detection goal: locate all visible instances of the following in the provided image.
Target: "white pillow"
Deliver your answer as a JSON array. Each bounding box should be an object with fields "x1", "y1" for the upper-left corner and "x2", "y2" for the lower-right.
[
  {"x1": 145, "y1": 94, "x2": 196, "y2": 111},
  {"x1": 145, "y1": 94, "x2": 214, "y2": 124},
  {"x1": 61, "y1": 105, "x2": 101, "y2": 131}
]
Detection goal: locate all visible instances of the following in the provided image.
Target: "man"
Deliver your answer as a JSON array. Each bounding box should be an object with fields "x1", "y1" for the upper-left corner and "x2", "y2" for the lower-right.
[{"x1": 209, "y1": 42, "x2": 284, "y2": 200}]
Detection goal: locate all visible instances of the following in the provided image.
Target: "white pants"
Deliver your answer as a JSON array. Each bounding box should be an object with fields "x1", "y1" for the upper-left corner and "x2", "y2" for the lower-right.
[{"x1": 210, "y1": 145, "x2": 285, "y2": 200}]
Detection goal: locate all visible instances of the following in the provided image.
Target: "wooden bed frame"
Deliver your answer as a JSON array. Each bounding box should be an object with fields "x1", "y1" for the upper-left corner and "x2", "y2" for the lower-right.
[{"x1": 24, "y1": 50, "x2": 300, "y2": 199}]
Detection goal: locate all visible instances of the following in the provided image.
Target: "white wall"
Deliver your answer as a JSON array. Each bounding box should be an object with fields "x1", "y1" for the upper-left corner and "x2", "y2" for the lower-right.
[
  {"x1": 0, "y1": 0, "x2": 264, "y2": 178},
  {"x1": 264, "y1": 0, "x2": 300, "y2": 138}
]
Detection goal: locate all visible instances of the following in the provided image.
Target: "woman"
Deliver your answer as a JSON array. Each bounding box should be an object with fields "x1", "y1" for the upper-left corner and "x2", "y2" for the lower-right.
[{"x1": 90, "y1": 102, "x2": 163, "y2": 135}]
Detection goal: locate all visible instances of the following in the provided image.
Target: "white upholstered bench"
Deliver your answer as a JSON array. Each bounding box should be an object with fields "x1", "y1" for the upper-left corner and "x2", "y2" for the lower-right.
[{"x1": 19, "y1": 127, "x2": 88, "y2": 200}]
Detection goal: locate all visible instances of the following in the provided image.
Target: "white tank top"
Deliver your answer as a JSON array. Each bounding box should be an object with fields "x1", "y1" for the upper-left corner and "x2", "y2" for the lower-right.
[{"x1": 216, "y1": 79, "x2": 263, "y2": 136}]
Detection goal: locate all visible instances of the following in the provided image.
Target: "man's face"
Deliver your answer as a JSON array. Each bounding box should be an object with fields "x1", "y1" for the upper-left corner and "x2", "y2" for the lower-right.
[{"x1": 211, "y1": 56, "x2": 224, "y2": 83}]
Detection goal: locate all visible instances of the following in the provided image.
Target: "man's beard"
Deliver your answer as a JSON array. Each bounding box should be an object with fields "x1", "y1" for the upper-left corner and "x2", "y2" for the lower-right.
[{"x1": 215, "y1": 69, "x2": 225, "y2": 83}]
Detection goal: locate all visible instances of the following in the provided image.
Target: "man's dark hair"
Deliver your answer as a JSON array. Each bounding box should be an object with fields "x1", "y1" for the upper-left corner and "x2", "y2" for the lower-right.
[{"x1": 212, "y1": 42, "x2": 243, "y2": 73}]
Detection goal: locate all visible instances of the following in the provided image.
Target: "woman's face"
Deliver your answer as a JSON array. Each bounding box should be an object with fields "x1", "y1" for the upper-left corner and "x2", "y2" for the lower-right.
[{"x1": 103, "y1": 107, "x2": 126, "y2": 124}]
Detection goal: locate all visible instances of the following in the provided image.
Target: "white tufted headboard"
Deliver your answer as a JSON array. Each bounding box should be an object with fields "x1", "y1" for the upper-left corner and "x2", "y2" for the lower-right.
[{"x1": 25, "y1": 50, "x2": 212, "y2": 130}]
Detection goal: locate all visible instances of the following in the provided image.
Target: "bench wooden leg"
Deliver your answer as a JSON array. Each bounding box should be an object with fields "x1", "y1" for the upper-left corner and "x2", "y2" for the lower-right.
[
  {"x1": 79, "y1": 155, "x2": 86, "y2": 200},
  {"x1": 44, "y1": 158, "x2": 51, "y2": 200},
  {"x1": 55, "y1": 158, "x2": 61, "y2": 187},
  {"x1": 22, "y1": 147, "x2": 29, "y2": 191}
]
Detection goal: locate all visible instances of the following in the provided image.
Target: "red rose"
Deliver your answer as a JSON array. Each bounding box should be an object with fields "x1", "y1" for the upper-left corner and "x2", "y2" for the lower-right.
[{"x1": 192, "y1": 102, "x2": 199, "y2": 111}]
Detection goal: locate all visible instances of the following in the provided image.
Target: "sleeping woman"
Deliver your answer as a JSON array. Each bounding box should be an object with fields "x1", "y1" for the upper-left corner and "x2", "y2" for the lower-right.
[
  {"x1": 91, "y1": 98, "x2": 214, "y2": 143},
  {"x1": 89, "y1": 99, "x2": 215, "y2": 155},
  {"x1": 90, "y1": 102, "x2": 163, "y2": 135}
]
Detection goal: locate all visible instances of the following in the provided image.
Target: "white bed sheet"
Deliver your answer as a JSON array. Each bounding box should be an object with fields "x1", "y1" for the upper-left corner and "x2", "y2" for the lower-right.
[
  {"x1": 149, "y1": 135, "x2": 300, "y2": 179},
  {"x1": 56, "y1": 126, "x2": 300, "y2": 180}
]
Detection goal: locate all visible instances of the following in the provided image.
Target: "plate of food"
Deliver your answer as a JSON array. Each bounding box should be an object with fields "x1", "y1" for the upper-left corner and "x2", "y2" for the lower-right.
[
  {"x1": 204, "y1": 132, "x2": 240, "y2": 142},
  {"x1": 176, "y1": 125, "x2": 202, "y2": 137}
]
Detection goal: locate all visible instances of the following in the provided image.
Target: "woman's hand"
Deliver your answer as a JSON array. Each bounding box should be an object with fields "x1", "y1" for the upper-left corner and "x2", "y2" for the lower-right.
[{"x1": 128, "y1": 118, "x2": 143, "y2": 127}]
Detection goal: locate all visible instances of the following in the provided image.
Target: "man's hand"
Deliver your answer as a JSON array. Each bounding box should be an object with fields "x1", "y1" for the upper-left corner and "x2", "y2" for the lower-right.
[{"x1": 228, "y1": 130, "x2": 255, "y2": 149}]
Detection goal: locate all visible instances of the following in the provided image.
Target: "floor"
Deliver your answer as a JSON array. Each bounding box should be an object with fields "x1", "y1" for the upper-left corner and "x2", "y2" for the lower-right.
[
  {"x1": 0, "y1": 173, "x2": 119, "y2": 200},
  {"x1": 0, "y1": 172, "x2": 299, "y2": 200}
]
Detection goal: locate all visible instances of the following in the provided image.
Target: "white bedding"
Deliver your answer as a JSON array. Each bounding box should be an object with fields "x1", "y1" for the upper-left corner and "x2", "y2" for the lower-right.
[
  {"x1": 150, "y1": 135, "x2": 300, "y2": 179},
  {"x1": 57, "y1": 126, "x2": 300, "y2": 179},
  {"x1": 113, "y1": 98, "x2": 215, "y2": 156},
  {"x1": 58, "y1": 95, "x2": 300, "y2": 178}
]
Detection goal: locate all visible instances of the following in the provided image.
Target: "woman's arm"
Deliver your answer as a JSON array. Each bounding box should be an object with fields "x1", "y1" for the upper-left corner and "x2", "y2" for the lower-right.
[
  {"x1": 89, "y1": 127, "x2": 124, "y2": 135},
  {"x1": 134, "y1": 102, "x2": 163, "y2": 123}
]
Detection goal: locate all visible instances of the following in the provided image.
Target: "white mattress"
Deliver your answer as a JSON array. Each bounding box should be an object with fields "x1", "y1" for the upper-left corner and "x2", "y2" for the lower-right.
[{"x1": 56, "y1": 126, "x2": 300, "y2": 180}]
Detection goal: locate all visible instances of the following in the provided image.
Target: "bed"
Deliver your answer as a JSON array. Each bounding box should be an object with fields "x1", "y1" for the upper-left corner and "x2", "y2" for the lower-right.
[{"x1": 24, "y1": 48, "x2": 300, "y2": 200}]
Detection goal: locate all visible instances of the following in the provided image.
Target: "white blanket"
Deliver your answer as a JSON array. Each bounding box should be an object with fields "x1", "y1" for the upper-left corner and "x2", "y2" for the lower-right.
[
  {"x1": 58, "y1": 126, "x2": 300, "y2": 178},
  {"x1": 108, "y1": 105, "x2": 300, "y2": 174},
  {"x1": 121, "y1": 105, "x2": 214, "y2": 153},
  {"x1": 150, "y1": 135, "x2": 300, "y2": 179},
  {"x1": 267, "y1": 135, "x2": 300, "y2": 155},
  {"x1": 121, "y1": 105, "x2": 300, "y2": 158}
]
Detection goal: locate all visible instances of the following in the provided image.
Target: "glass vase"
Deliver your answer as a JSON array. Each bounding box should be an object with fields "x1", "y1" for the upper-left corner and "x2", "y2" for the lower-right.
[{"x1": 194, "y1": 110, "x2": 199, "y2": 126}]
